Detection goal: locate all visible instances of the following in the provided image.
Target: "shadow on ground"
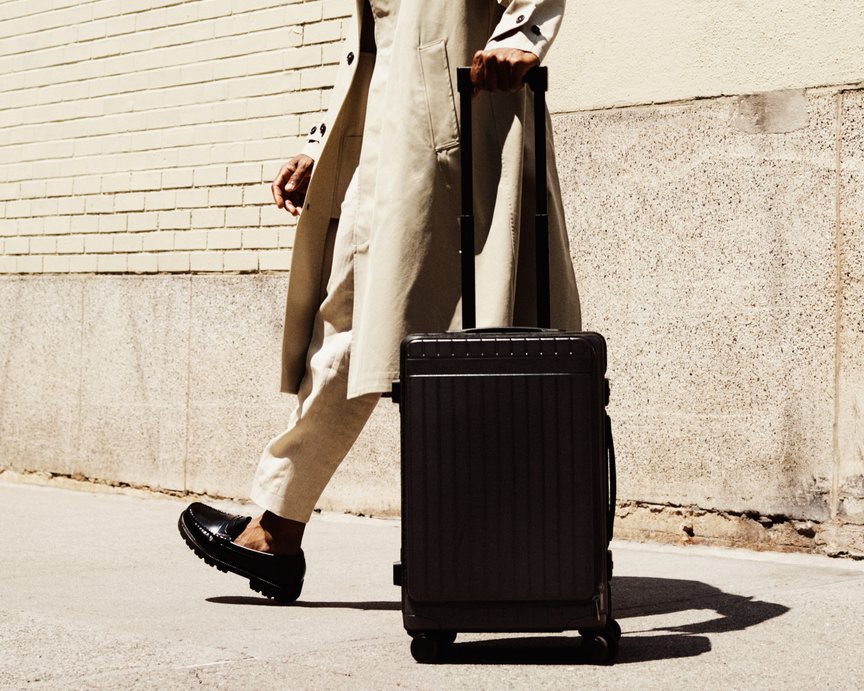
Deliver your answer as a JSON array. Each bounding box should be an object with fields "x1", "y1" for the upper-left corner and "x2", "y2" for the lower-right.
[
  {"x1": 440, "y1": 576, "x2": 789, "y2": 664},
  {"x1": 208, "y1": 576, "x2": 789, "y2": 664},
  {"x1": 207, "y1": 596, "x2": 400, "y2": 610}
]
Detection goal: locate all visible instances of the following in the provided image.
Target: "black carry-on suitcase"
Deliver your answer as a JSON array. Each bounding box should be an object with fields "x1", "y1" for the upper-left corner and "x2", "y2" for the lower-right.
[{"x1": 392, "y1": 67, "x2": 619, "y2": 664}]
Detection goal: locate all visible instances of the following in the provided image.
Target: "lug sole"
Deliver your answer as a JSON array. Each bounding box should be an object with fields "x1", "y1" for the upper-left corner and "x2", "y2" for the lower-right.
[{"x1": 177, "y1": 515, "x2": 304, "y2": 604}]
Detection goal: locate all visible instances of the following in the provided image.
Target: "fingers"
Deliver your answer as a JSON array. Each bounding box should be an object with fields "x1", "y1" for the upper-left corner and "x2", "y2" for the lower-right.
[
  {"x1": 271, "y1": 155, "x2": 314, "y2": 216},
  {"x1": 470, "y1": 48, "x2": 540, "y2": 93}
]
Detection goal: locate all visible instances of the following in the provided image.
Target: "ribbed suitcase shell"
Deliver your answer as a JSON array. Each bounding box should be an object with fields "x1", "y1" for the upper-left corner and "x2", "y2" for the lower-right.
[{"x1": 398, "y1": 330, "x2": 610, "y2": 633}]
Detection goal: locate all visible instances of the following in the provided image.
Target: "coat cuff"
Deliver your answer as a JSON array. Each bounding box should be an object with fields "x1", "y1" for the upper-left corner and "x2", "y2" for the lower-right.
[{"x1": 485, "y1": 1, "x2": 564, "y2": 62}]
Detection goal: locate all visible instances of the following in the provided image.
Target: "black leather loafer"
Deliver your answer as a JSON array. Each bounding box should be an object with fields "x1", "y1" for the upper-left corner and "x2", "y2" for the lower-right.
[{"x1": 178, "y1": 502, "x2": 305, "y2": 603}]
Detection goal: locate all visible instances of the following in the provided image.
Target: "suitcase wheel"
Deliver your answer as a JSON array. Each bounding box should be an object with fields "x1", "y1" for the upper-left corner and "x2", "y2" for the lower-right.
[
  {"x1": 578, "y1": 620, "x2": 620, "y2": 665},
  {"x1": 409, "y1": 631, "x2": 457, "y2": 664}
]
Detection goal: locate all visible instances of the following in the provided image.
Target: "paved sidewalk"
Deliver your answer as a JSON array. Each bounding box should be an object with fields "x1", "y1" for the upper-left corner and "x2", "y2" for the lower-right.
[{"x1": 2, "y1": 481, "x2": 863, "y2": 689}]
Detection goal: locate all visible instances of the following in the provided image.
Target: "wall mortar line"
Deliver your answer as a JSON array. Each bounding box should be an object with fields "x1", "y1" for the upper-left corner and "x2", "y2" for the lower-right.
[
  {"x1": 182, "y1": 275, "x2": 193, "y2": 492},
  {"x1": 832, "y1": 91, "x2": 845, "y2": 520}
]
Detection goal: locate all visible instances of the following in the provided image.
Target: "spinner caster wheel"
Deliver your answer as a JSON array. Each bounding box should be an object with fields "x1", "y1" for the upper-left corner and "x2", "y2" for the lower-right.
[
  {"x1": 410, "y1": 633, "x2": 441, "y2": 663},
  {"x1": 579, "y1": 630, "x2": 616, "y2": 665},
  {"x1": 409, "y1": 631, "x2": 456, "y2": 663}
]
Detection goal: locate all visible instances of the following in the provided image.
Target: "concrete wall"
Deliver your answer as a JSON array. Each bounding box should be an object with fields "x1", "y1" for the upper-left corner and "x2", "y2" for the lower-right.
[
  {"x1": 1, "y1": 1, "x2": 862, "y2": 557},
  {"x1": 546, "y1": 0, "x2": 864, "y2": 112}
]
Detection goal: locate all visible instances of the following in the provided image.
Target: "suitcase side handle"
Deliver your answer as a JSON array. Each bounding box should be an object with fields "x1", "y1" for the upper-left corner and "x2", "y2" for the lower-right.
[{"x1": 456, "y1": 66, "x2": 550, "y2": 330}]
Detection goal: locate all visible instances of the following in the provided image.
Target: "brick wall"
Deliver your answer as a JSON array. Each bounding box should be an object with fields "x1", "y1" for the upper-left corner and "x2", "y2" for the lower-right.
[{"x1": 0, "y1": 0, "x2": 352, "y2": 274}]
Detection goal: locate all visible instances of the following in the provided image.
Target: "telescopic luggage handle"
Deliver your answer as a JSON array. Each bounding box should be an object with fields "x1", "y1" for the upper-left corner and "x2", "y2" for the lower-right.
[{"x1": 455, "y1": 66, "x2": 550, "y2": 329}]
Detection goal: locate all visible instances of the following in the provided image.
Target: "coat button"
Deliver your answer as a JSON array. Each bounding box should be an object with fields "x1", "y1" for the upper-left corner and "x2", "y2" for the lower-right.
[
  {"x1": 531, "y1": 24, "x2": 541, "y2": 35},
  {"x1": 320, "y1": 123, "x2": 326, "y2": 135},
  {"x1": 310, "y1": 125, "x2": 317, "y2": 135},
  {"x1": 347, "y1": 51, "x2": 354, "y2": 65},
  {"x1": 516, "y1": 14, "x2": 525, "y2": 23}
]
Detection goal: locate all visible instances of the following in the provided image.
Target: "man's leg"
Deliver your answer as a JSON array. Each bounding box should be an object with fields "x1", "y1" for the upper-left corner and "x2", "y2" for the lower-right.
[
  {"x1": 236, "y1": 173, "x2": 379, "y2": 554},
  {"x1": 178, "y1": 174, "x2": 378, "y2": 599}
]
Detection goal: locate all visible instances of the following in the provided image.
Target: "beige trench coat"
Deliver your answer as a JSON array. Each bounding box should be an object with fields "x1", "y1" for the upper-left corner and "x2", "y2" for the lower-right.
[{"x1": 280, "y1": 0, "x2": 580, "y2": 398}]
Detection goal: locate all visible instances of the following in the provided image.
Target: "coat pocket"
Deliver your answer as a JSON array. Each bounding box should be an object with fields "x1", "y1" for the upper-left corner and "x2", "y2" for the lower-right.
[{"x1": 418, "y1": 39, "x2": 459, "y2": 153}]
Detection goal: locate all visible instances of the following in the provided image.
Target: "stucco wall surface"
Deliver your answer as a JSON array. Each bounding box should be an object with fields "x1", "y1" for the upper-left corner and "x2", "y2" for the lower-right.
[
  {"x1": 547, "y1": 0, "x2": 864, "y2": 113},
  {"x1": 555, "y1": 87, "x2": 859, "y2": 527}
]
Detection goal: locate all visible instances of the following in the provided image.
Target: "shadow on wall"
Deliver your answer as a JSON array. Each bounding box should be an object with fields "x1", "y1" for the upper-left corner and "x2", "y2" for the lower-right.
[{"x1": 208, "y1": 576, "x2": 789, "y2": 665}]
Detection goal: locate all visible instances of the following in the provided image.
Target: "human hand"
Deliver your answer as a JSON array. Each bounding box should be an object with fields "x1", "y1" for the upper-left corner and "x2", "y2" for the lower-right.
[
  {"x1": 470, "y1": 48, "x2": 540, "y2": 93},
  {"x1": 272, "y1": 155, "x2": 315, "y2": 216}
]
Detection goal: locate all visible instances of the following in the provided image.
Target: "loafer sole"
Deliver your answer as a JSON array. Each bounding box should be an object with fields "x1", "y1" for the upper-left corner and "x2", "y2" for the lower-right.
[{"x1": 177, "y1": 513, "x2": 304, "y2": 604}]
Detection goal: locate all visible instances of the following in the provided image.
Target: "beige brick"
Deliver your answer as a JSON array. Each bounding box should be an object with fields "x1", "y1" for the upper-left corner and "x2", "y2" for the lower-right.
[
  {"x1": 0, "y1": 183, "x2": 20, "y2": 201},
  {"x1": 158, "y1": 252, "x2": 190, "y2": 273},
  {"x1": 145, "y1": 190, "x2": 176, "y2": 211},
  {"x1": 84, "y1": 195, "x2": 113, "y2": 214},
  {"x1": 43, "y1": 255, "x2": 71, "y2": 273},
  {"x1": 45, "y1": 215, "x2": 72, "y2": 234},
  {"x1": 158, "y1": 210, "x2": 191, "y2": 229},
  {"x1": 72, "y1": 176, "x2": 101, "y2": 196},
  {"x1": 162, "y1": 168, "x2": 194, "y2": 189},
  {"x1": 174, "y1": 230, "x2": 209, "y2": 250},
  {"x1": 224, "y1": 250, "x2": 258, "y2": 271},
  {"x1": 84, "y1": 234, "x2": 113, "y2": 253},
  {"x1": 128, "y1": 212, "x2": 159, "y2": 232},
  {"x1": 142, "y1": 231, "x2": 175, "y2": 251},
  {"x1": 30, "y1": 236, "x2": 56, "y2": 254},
  {"x1": 282, "y1": 44, "x2": 322, "y2": 71},
  {"x1": 303, "y1": 18, "x2": 342, "y2": 45},
  {"x1": 207, "y1": 229, "x2": 242, "y2": 249},
  {"x1": 99, "y1": 214, "x2": 127, "y2": 233},
  {"x1": 113, "y1": 233, "x2": 143, "y2": 252},
  {"x1": 301, "y1": 64, "x2": 339, "y2": 90},
  {"x1": 227, "y1": 163, "x2": 263, "y2": 185},
  {"x1": 194, "y1": 166, "x2": 227, "y2": 187},
  {"x1": 114, "y1": 192, "x2": 145, "y2": 212},
  {"x1": 0, "y1": 255, "x2": 16, "y2": 272},
  {"x1": 129, "y1": 171, "x2": 162, "y2": 191},
  {"x1": 276, "y1": 89, "x2": 322, "y2": 115},
  {"x1": 16, "y1": 255, "x2": 43, "y2": 273},
  {"x1": 4, "y1": 200, "x2": 30, "y2": 218},
  {"x1": 277, "y1": 228, "x2": 296, "y2": 247},
  {"x1": 226, "y1": 207, "x2": 259, "y2": 227},
  {"x1": 260, "y1": 204, "x2": 296, "y2": 226},
  {"x1": 175, "y1": 188, "x2": 210, "y2": 209},
  {"x1": 20, "y1": 180, "x2": 46, "y2": 198},
  {"x1": 190, "y1": 251, "x2": 224, "y2": 272},
  {"x1": 322, "y1": 0, "x2": 352, "y2": 20},
  {"x1": 322, "y1": 42, "x2": 344, "y2": 63},
  {"x1": 17, "y1": 217, "x2": 46, "y2": 235},
  {"x1": 242, "y1": 228, "x2": 278, "y2": 249},
  {"x1": 57, "y1": 235, "x2": 85, "y2": 254},
  {"x1": 128, "y1": 253, "x2": 159, "y2": 273},
  {"x1": 245, "y1": 185, "x2": 274, "y2": 206},
  {"x1": 259, "y1": 250, "x2": 292, "y2": 271},
  {"x1": 208, "y1": 186, "x2": 244, "y2": 207},
  {"x1": 4, "y1": 237, "x2": 28, "y2": 254},
  {"x1": 97, "y1": 253, "x2": 128, "y2": 272},
  {"x1": 57, "y1": 197, "x2": 86, "y2": 215},
  {"x1": 101, "y1": 173, "x2": 130, "y2": 193},
  {"x1": 31, "y1": 198, "x2": 60, "y2": 216},
  {"x1": 191, "y1": 208, "x2": 225, "y2": 228}
]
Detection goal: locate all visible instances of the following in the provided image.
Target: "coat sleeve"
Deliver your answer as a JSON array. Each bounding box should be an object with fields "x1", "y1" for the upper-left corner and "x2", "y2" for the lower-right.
[{"x1": 485, "y1": 0, "x2": 565, "y2": 62}]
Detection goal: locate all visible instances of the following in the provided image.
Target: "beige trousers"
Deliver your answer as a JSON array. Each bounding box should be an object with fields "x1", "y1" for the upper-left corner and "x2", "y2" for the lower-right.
[
  {"x1": 251, "y1": 0, "x2": 398, "y2": 522},
  {"x1": 250, "y1": 173, "x2": 381, "y2": 523}
]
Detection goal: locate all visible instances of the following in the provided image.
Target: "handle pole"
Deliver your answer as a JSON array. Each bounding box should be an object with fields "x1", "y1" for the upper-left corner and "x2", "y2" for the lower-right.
[
  {"x1": 525, "y1": 67, "x2": 551, "y2": 329},
  {"x1": 456, "y1": 68, "x2": 476, "y2": 329}
]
